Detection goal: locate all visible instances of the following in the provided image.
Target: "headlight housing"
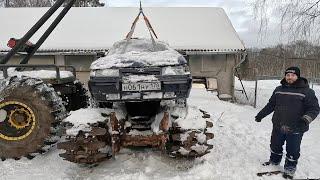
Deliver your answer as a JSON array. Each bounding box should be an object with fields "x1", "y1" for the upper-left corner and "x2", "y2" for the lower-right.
[
  {"x1": 162, "y1": 65, "x2": 190, "y2": 75},
  {"x1": 90, "y1": 69, "x2": 120, "y2": 77}
]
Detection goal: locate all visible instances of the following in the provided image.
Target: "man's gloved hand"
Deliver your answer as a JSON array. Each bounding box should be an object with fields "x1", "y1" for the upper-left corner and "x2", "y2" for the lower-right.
[
  {"x1": 301, "y1": 115, "x2": 312, "y2": 126},
  {"x1": 255, "y1": 116, "x2": 262, "y2": 122}
]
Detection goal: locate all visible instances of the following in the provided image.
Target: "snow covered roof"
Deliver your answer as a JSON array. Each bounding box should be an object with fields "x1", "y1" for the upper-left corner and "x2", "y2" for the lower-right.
[{"x1": 0, "y1": 7, "x2": 245, "y2": 53}]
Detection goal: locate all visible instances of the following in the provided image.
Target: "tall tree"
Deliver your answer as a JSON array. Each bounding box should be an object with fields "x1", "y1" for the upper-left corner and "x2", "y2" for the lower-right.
[{"x1": 252, "y1": 0, "x2": 320, "y2": 43}]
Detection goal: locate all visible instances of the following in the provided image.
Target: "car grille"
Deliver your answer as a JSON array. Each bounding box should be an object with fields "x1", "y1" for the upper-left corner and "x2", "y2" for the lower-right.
[{"x1": 120, "y1": 68, "x2": 161, "y2": 76}]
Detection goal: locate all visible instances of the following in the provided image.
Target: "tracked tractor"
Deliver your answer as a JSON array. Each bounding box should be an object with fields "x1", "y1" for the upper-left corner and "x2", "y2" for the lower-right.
[
  {"x1": 0, "y1": 0, "x2": 214, "y2": 164},
  {"x1": 57, "y1": 3, "x2": 214, "y2": 164}
]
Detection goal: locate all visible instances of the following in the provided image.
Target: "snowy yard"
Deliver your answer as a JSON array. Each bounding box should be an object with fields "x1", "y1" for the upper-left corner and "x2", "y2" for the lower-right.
[{"x1": 1, "y1": 79, "x2": 319, "y2": 180}]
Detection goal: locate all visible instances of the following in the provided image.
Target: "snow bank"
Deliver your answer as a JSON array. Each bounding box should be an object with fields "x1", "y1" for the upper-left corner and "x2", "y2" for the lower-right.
[{"x1": 90, "y1": 38, "x2": 186, "y2": 70}]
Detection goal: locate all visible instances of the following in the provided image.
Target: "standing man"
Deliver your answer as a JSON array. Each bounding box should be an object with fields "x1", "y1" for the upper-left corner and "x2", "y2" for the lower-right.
[{"x1": 255, "y1": 67, "x2": 319, "y2": 179}]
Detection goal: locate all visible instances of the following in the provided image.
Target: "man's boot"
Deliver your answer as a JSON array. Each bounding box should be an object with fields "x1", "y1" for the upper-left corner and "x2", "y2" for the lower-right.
[
  {"x1": 283, "y1": 168, "x2": 295, "y2": 179},
  {"x1": 262, "y1": 161, "x2": 280, "y2": 166},
  {"x1": 283, "y1": 156, "x2": 297, "y2": 179}
]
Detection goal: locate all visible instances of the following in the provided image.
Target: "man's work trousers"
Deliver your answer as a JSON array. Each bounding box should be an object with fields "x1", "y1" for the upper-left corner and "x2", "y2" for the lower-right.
[{"x1": 269, "y1": 127, "x2": 304, "y2": 172}]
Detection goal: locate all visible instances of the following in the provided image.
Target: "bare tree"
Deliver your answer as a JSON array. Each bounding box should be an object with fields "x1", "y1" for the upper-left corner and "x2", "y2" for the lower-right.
[
  {"x1": 56, "y1": 0, "x2": 105, "y2": 7},
  {"x1": 252, "y1": 0, "x2": 320, "y2": 43},
  {"x1": 73, "y1": 0, "x2": 105, "y2": 7},
  {"x1": 4, "y1": 0, "x2": 52, "y2": 7},
  {"x1": 3, "y1": 0, "x2": 105, "y2": 7},
  {"x1": 0, "y1": 0, "x2": 5, "y2": 7}
]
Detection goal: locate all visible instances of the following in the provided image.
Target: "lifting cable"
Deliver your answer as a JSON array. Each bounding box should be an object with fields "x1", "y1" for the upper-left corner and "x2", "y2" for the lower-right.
[{"x1": 123, "y1": 1, "x2": 158, "y2": 52}]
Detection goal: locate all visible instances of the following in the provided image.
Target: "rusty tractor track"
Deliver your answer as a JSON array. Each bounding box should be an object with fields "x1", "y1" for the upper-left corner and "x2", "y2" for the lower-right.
[
  {"x1": 166, "y1": 110, "x2": 214, "y2": 157},
  {"x1": 58, "y1": 108, "x2": 214, "y2": 164},
  {"x1": 58, "y1": 121, "x2": 111, "y2": 164}
]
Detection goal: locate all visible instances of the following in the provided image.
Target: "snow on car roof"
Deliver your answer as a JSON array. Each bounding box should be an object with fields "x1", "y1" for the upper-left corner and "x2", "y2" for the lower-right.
[
  {"x1": 107, "y1": 38, "x2": 169, "y2": 55},
  {"x1": 90, "y1": 38, "x2": 186, "y2": 69},
  {"x1": 0, "y1": 7, "x2": 245, "y2": 53}
]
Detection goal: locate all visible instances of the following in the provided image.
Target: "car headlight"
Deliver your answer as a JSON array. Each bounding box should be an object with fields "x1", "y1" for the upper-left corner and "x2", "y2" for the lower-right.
[
  {"x1": 90, "y1": 69, "x2": 120, "y2": 77},
  {"x1": 162, "y1": 65, "x2": 190, "y2": 75}
]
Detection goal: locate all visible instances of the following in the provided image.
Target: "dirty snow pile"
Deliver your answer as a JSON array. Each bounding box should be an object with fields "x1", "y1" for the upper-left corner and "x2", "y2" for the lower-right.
[
  {"x1": 0, "y1": 68, "x2": 74, "y2": 79},
  {"x1": 90, "y1": 38, "x2": 186, "y2": 69},
  {"x1": 150, "y1": 103, "x2": 209, "y2": 134},
  {"x1": 171, "y1": 106, "x2": 207, "y2": 130},
  {"x1": 1, "y1": 79, "x2": 320, "y2": 180},
  {"x1": 63, "y1": 108, "x2": 106, "y2": 136},
  {"x1": 64, "y1": 105, "x2": 127, "y2": 136}
]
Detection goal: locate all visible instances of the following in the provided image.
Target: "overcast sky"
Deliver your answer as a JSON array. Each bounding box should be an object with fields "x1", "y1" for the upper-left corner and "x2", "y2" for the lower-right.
[{"x1": 102, "y1": 0, "x2": 284, "y2": 48}]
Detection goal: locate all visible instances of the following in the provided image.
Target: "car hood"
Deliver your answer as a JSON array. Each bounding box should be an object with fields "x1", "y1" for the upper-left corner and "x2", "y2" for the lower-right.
[{"x1": 90, "y1": 38, "x2": 186, "y2": 70}]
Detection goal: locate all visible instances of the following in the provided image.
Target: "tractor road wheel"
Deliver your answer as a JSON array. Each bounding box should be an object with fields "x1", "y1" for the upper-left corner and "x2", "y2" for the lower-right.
[{"x1": 0, "y1": 76, "x2": 66, "y2": 159}]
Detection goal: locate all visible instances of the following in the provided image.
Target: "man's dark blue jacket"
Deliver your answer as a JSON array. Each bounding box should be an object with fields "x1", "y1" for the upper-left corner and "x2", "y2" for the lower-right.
[{"x1": 256, "y1": 77, "x2": 320, "y2": 133}]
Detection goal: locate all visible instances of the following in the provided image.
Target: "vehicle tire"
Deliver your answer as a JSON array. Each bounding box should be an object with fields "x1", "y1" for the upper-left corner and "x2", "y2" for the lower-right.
[{"x1": 0, "y1": 76, "x2": 66, "y2": 159}]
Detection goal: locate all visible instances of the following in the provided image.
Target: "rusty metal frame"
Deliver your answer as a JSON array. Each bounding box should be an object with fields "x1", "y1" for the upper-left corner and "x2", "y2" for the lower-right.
[
  {"x1": 0, "y1": 64, "x2": 76, "y2": 83},
  {"x1": 110, "y1": 111, "x2": 170, "y2": 156}
]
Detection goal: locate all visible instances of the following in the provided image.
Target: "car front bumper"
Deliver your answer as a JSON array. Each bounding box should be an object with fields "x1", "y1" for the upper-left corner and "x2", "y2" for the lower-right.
[{"x1": 88, "y1": 74, "x2": 192, "y2": 102}]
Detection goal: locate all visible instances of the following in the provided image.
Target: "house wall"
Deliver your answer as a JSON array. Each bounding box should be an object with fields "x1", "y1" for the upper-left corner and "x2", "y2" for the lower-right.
[
  {"x1": 4, "y1": 55, "x2": 55, "y2": 65},
  {"x1": 65, "y1": 55, "x2": 95, "y2": 72},
  {"x1": 189, "y1": 54, "x2": 237, "y2": 97},
  {"x1": 1, "y1": 53, "x2": 239, "y2": 97}
]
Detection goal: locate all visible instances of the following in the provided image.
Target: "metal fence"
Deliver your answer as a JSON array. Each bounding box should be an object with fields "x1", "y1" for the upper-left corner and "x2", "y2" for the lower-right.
[{"x1": 239, "y1": 52, "x2": 320, "y2": 81}]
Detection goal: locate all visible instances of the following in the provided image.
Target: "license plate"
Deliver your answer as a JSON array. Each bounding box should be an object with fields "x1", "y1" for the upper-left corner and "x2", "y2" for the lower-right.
[{"x1": 122, "y1": 82, "x2": 161, "y2": 91}]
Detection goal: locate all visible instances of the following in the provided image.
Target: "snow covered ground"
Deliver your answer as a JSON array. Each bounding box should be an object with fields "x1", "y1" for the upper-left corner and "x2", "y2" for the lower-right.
[{"x1": 1, "y1": 79, "x2": 319, "y2": 180}]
